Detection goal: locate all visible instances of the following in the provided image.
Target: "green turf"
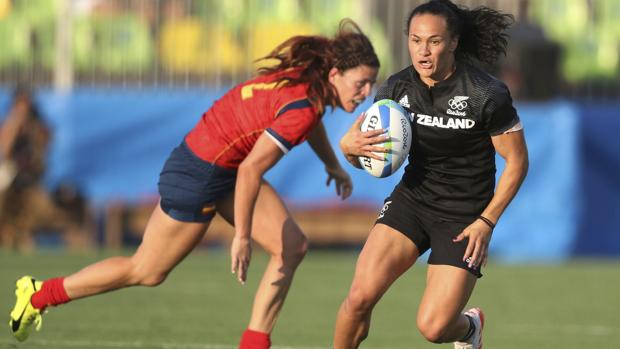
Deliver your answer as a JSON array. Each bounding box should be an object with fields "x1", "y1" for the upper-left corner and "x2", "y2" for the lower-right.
[{"x1": 1, "y1": 249, "x2": 619, "y2": 348}]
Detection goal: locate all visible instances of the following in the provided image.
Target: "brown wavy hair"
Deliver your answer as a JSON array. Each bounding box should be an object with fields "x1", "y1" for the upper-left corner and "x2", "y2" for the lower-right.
[{"x1": 257, "y1": 19, "x2": 380, "y2": 115}]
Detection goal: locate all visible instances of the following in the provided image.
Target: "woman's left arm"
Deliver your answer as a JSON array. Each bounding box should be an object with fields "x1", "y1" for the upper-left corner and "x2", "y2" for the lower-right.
[
  {"x1": 306, "y1": 121, "x2": 353, "y2": 200},
  {"x1": 455, "y1": 130, "x2": 529, "y2": 268},
  {"x1": 232, "y1": 134, "x2": 284, "y2": 284},
  {"x1": 483, "y1": 129, "x2": 529, "y2": 223}
]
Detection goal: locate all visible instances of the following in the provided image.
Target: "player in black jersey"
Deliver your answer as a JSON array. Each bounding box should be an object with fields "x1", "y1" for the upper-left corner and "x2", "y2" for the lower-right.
[{"x1": 333, "y1": 1, "x2": 529, "y2": 349}]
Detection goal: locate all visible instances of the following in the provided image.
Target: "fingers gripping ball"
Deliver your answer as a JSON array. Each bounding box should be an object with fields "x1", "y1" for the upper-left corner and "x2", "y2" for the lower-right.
[{"x1": 358, "y1": 99, "x2": 412, "y2": 178}]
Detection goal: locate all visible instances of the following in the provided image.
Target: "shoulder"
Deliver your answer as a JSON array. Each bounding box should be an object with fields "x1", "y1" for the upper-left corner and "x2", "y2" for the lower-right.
[
  {"x1": 461, "y1": 63, "x2": 511, "y2": 99},
  {"x1": 236, "y1": 71, "x2": 310, "y2": 102},
  {"x1": 240, "y1": 68, "x2": 305, "y2": 89},
  {"x1": 458, "y1": 64, "x2": 519, "y2": 131},
  {"x1": 384, "y1": 66, "x2": 414, "y2": 89},
  {"x1": 375, "y1": 66, "x2": 415, "y2": 101}
]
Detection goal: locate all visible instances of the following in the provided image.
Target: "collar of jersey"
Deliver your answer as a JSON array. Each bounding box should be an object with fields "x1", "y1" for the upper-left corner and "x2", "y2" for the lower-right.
[{"x1": 409, "y1": 62, "x2": 463, "y2": 91}]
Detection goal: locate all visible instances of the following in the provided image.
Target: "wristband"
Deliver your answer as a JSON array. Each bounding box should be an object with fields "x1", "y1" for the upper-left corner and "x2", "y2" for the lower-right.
[{"x1": 477, "y1": 215, "x2": 496, "y2": 230}]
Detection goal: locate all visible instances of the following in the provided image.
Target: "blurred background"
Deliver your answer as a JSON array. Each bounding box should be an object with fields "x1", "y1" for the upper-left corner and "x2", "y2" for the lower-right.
[
  {"x1": 1, "y1": 1, "x2": 619, "y2": 349},
  {"x1": 0, "y1": 0, "x2": 619, "y2": 260}
]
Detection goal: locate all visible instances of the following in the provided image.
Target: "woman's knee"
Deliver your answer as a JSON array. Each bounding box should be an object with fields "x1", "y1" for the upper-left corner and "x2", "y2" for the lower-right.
[
  {"x1": 136, "y1": 271, "x2": 168, "y2": 287},
  {"x1": 416, "y1": 312, "x2": 450, "y2": 343},
  {"x1": 278, "y1": 240, "x2": 307, "y2": 271},
  {"x1": 344, "y1": 284, "x2": 378, "y2": 316},
  {"x1": 289, "y1": 233, "x2": 309, "y2": 263},
  {"x1": 276, "y1": 224, "x2": 308, "y2": 267},
  {"x1": 128, "y1": 258, "x2": 170, "y2": 287}
]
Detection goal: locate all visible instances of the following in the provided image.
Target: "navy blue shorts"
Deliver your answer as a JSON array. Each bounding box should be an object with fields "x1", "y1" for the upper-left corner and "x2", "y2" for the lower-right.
[{"x1": 158, "y1": 141, "x2": 237, "y2": 222}]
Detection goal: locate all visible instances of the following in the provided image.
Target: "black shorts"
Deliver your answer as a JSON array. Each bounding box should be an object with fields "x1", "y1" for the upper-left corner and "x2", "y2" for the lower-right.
[
  {"x1": 158, "y1": 141, "x2": 237, "y2": 223},
  {"x1": 376, "y1": 182, "x2": 482, "y2": 278}
]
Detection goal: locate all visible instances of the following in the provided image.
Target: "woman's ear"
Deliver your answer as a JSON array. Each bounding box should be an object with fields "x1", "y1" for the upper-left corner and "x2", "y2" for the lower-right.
[
  {"x1": 449, "y1": 35, "x2": 459, "y2": 52},
  {"x1": 328, "y1": 67, "x2": 340, "y2": 84}
]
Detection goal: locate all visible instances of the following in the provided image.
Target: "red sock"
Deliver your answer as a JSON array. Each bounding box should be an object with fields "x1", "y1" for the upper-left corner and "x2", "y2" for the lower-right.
[
  {"x1": 30, "y1": 277, "x2": 71, "y2": 310},
  {"x1": 238, "y1": 328, "x2": 271, "y2": 349}
]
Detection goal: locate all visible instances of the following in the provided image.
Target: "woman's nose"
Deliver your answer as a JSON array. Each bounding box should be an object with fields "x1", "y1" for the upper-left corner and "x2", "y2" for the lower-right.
[
  {"x1": 419, "y1": 43, "x2": 430, "y2": 55},
  {"x1": 361, "y1": 82, "x2": 372, "y2": 97}
]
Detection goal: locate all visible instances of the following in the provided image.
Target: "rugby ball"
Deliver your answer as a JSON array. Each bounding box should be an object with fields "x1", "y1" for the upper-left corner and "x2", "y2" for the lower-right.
[{"x1": 358, "y1": 99, "x2": 412, "y2": 178}]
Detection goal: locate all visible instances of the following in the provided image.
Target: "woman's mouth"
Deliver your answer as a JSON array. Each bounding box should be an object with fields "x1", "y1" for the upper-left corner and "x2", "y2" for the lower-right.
[{"x1": 418, "y1": 59, "x2": 433, "y2": 70}]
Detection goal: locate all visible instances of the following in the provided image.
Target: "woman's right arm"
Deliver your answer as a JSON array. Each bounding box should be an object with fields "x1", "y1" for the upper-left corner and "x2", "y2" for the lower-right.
[{"x1": 339, "y1": 114, "x2": 389, "y2": 168}]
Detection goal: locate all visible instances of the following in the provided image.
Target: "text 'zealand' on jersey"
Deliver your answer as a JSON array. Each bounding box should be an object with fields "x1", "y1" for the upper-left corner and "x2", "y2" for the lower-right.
[{"x1": 412, "y1": 113, "x2": 475, "y2": 129}]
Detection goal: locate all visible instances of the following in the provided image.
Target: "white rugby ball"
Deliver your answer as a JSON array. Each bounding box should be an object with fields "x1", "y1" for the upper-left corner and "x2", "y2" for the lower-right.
[{"x1": 358, "y1": 99, "x2": 412, "y2": 178}]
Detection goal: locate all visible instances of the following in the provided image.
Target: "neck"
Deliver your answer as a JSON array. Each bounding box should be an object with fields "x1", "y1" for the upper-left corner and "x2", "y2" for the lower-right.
[{"x1": 421, "y1": 62, "x2": 456, "y2": 88}]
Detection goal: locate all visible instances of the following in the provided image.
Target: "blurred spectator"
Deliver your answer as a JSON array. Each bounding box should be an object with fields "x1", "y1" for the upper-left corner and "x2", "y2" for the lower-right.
[
  {"x1": 0, "y1": 0, "x2": 10, "y2": 19},
  {"x1": 0, "y1": 85, "x2": 93, "y2": 251},
  {"x1": 493, "y1": 0, "x2": 561, "y2": 101},
  {"x1": 158, "y1": 0, "x2": 242, "y2": 76},
  {"x1": 73, "y1": 0, "x2": 154, "y2": 76},
  {"x1": 498, "y1": 19, "x2": 561, "y2": 100}
]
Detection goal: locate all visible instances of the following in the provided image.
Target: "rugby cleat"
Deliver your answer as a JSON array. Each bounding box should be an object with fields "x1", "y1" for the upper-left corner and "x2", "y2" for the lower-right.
[
  {"x1": 454, "y1": 307, "x2": 484, "y2": 349},
  {"x1": 9, "y1": 276, "x2": 44, "y2": 342}
]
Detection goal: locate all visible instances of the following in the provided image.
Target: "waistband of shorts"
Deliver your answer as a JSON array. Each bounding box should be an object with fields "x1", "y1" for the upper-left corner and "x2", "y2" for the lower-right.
[
  {"x1": 180, "y1": 140, "x2": 237, "y2": 175},
  {"x1": 395, "y1": 181, "x2": 477, "y2": 223}
]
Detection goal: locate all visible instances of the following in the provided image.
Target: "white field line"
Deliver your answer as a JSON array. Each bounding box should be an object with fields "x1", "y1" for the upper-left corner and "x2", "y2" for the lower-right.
[
  {"x1": 505, "y1": 323, "x2": 616, "y2": 336},
  {"x1": 0, "y1": 339, "x2": 234, "y2": 348},
  {"x1": 0, "y1": 338, "x2": 329, "y2": 349},
  {"x1": 0, "y1": 323, "x2": 615, "y2": 348}
]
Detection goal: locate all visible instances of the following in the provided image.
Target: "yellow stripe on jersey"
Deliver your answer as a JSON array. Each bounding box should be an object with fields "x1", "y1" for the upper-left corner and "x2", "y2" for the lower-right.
[{"x1": 241, "y1": 82, "x2": 279, "y2": 100}]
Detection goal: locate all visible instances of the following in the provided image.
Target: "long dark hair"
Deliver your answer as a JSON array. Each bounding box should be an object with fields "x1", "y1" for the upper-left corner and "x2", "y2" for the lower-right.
[
  {"x1": 257, "y1": 19, "x2": 380, "y2": 115},
  {"x1": 406, "y1": 0, "x2": 514, "y2": 66}
]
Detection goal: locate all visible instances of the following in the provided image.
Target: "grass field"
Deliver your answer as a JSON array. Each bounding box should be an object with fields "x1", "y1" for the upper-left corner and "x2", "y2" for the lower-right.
[{"x1": 1, "y1": 248, "x2": 619, "y2": 349}]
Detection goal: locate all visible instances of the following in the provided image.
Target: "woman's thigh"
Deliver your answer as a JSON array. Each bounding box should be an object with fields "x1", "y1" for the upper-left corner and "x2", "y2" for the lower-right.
[
  {"x1": 348, "y1": 223, "x2": 420, "y2": 302},
  {"x1": 132, "y1": 203, "x2": 209, "y2": 275},
  {"x1": 216, "y1": 180, "x2": 305, "y2": 255},
  {"x1": 417, "y1": 264, "x2": 477, "y2": 327}
]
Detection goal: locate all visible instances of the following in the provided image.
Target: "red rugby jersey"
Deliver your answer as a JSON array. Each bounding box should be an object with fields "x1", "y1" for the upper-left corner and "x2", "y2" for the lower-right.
[{"x1": 185, "y1": 70, "x2": 320, "y2": 169}]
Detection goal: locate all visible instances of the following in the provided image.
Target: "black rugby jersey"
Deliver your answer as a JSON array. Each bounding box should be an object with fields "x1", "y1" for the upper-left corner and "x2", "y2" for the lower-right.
[{"x1": 375, "y1": 62, "x2": 520, "y2": 219}]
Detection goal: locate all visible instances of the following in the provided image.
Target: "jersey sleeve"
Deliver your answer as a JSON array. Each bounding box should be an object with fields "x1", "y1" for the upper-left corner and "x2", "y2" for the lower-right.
[
  {"x1": 373, "y1": 80, "x2": 392, "y2": 102},
  {"x1": 373, "y1": 76, "x2": 397, "y2": 102},
  {"x1": 265, "y1": 99, "x2": 318, "y2": 154},
  {"x1": 484, "y1": 81, "x2": 522, "y2": 136}
]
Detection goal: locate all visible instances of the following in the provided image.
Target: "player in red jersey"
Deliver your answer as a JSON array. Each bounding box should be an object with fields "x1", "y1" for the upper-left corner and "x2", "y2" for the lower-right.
[{"x1": 9, "y1": 19, "x2": 380, "y2": 349}]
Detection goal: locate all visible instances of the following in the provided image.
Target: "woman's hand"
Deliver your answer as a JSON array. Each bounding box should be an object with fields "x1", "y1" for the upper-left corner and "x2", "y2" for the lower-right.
[
  {"x1": 325, "y1": 165, "x2": 353, "y2": 200},
  {"x1": 230, "y1": 235, "x2": 252, "y2": 285},
  {"x1": 339, "y1": 113, "x2": 390, "y2": 160},
  {"x1": 453, "y1": 219, "x2": 494, "y2": 269}
]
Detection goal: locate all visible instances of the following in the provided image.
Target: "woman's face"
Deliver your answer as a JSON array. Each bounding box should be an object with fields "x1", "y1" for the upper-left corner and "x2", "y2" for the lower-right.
[
  {"x1": 408, "y1": 13, "x2": 458, "y2": 87},
  {"x1": 329, "y1": 64, "x2": 378, "y2": 113}
]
